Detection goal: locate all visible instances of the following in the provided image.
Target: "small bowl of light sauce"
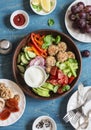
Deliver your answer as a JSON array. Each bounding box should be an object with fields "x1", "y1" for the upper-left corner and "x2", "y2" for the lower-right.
[
  {"x1": 24, "y1": 66, "x2": 47, "y2": 88},
  {"x1": 32, "y1": 116, "x2": 57, "y2": 130},
  {"x1": 10, "y1": 10, "x2": 29, "y2": 29}
]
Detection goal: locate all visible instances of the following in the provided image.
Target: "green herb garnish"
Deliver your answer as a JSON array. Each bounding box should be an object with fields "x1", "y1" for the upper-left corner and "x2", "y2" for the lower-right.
[
  {"x1": 48, "y1": 19, "x2": 55, "y2": 26},
  {"x1": 55, "y1": 35, "x2": 61, "y2": 44}
]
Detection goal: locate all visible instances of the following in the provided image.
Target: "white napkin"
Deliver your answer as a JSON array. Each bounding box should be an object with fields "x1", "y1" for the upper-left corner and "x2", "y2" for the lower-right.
[{"x1": 76, "y1": 83, "x2": 91, "y2": 130}]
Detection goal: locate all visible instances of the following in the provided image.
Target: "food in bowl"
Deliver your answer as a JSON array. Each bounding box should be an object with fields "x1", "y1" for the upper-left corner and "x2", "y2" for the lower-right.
[
  {"x1": 10, "y1": 10, "x2": 29, "y2": 29},
  {"x1": 32, "y1": 116, "x2": 57, "y2": 130},
  {"x1": 30, "y1": 0, "x2": 56, "y2": 15},
  {"x1": 68, "y1": 1, "x2": 91, "y2": 33},
  {"x1": 24, "y1": 66, "x2": 47, "y2": 88},
  {"x1": 13, "y1": 30, "x2": 81, "y2": 99},
  {"x1": 0, "y1": 82, "x2": 20, "y2": 120}
]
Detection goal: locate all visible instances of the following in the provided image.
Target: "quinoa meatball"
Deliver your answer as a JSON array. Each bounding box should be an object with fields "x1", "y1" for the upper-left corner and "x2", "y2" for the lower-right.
[
  {"x1": 48, "y1": 44, "x2": 58, "y2": 56},
  {"x1": 58, "y1": 42, "x2": 67, "y2": 52},
  {"x1": 57, "y1": 51, "x2": 68, "y2": 62},
  {"x1": 46, "y1": 56, "x2": 56, "y2": 66},
  {"x1": 67, "y1": 51, "x2": 75, "y2": 59}
]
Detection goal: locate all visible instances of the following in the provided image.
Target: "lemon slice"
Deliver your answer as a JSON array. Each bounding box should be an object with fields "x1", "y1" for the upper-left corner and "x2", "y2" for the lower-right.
[
  {"x1": 31, "y1": 0, "x2": 40, "y2": 5},
  {"x1": 41, "y1": 0, "x2": 51, "y2": 12}
]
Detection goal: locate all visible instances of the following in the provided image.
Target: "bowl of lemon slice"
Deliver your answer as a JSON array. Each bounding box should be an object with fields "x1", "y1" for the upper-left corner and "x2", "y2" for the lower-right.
[{"x1": 30, "y1": 0, "x2": 56, "y2": 15}]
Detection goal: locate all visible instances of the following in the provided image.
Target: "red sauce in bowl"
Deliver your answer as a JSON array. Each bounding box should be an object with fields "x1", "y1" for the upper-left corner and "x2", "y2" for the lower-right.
[{"x1": 13, "y1": 14, "x2": 25, "y2": 26}]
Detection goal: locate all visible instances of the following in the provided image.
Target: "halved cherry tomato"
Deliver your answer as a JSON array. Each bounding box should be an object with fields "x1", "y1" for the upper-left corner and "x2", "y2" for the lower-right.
[
  {"x1": 69, "y1": 76, "x2": 75, "y2": 84},
  {"x1": 57, "y1": 70, "x2": 64, "y2": 79},
  {"x1": 50, "y1": 66, "x2": 58, "y2": 76},
  {"x1": 57, "y1": 87, "x2": 64, "y2": 94},
  {"x1": 49, "y1": 79, "x2": 58, "y2": 85}
]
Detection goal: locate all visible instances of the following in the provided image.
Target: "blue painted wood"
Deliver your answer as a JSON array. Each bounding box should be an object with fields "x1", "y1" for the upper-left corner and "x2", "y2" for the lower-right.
[{"x1": 0, "y1": 0, "x2": 91, "y2": 130}]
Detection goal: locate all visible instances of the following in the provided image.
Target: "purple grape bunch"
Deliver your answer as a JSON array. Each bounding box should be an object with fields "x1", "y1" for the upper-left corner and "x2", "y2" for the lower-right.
[{"x1": 69, "y1": 2, "x2": 91, "y2": 33}]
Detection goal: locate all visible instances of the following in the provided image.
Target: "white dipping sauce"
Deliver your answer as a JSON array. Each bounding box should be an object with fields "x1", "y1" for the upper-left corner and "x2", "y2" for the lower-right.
[{"x1": 24, "y1": 66, "x2": 46, "y2": 88}]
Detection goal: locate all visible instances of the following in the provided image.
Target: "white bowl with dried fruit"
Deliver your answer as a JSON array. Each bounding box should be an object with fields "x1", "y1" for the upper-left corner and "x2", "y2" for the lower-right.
[{"x1": 30, "y1": 0, "x2": 57, "y2": 15}]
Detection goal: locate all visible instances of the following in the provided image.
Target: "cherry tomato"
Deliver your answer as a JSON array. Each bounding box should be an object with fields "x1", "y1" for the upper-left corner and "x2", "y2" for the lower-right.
[
  {"x1": 49, "y1": 79, "x2": 58, "y2": 85},
  {"x1": 69, "y1": 76, "x2": 75, "y2": 84},
  {"x1": 50, "y1": 66, "x2": 58, "y2": 76}
]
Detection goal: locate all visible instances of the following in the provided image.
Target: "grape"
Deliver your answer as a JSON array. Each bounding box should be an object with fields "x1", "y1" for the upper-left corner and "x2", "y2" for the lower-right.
[
  {"x1": 80, "y1": 27, "x2": 86, "y2": 33},
  {"x1": 71, "y1": 5, "x2": 81, "y2": 14},
  {"x1": 76, "y1": 19, "x2": 86, "y2": 28},
  {"x1": 85, "y1": 6, "x2": 91, "y2": 13},
  {"x1": 86, "y1": 12, "x2": 91, "y2": 21},
  {"x1": 78, "y1": 12, "x2": 87, "y2": 19},
  {"x1": 77, "y1": 2, "x2": 85, "y2": 10},
  {"x1": 69, "y1": 1, "x2": 91, "y2": 34},
  {"x1": 68, "y1": 13, "x2": 76, "y2": 21},
  {"x1": 81, "y1": 50, "x2": 90, "y2": 57},
  {"x1": 72, "y1": 21, "x2": 78, "y2": 29},
  {"x1": 85, "y1": 24, "x2": 91, "y2": 33}
]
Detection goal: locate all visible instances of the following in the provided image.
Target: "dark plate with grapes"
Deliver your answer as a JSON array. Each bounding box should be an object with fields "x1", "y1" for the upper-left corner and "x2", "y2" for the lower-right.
[{"x1": 65, "y1": 0, "x2": 91, "y2": 43}]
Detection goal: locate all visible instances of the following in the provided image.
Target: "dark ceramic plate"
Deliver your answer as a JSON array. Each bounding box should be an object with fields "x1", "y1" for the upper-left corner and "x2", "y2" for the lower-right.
[{"x1": 12, "y1": 29, "x2": 82, "y2": 100}]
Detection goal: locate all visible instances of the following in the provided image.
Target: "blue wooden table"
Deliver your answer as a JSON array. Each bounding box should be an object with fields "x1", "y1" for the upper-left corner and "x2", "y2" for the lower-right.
[{"x1": 0, "y1": 0, "x2": 91, "y2": 130}]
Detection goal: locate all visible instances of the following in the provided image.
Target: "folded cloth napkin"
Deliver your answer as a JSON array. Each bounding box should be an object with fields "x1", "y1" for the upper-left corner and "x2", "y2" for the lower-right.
[{"x1": 76, "y1": 83, "x2": 91, "y2": 130}]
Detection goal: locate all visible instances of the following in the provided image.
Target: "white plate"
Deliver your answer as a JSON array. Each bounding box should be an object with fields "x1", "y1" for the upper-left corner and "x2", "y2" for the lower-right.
[
  {"x1": 0, "y1": 79, "x2": 26, "y2": 126},
  {"x1": 67, "y1": 86, "x2": 91, "y2": 130},
  {"x1": 65, "y1": 0, "x2": 91, "y2": 43}
]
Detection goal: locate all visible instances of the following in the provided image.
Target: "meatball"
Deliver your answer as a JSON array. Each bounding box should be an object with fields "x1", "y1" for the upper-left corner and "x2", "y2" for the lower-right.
[
  {"x1": 46, "y1": 56, "x2": 56, "y2": 66},
  {"x1": 48, "y1": 44, "x2": 58, "y2": 56},
  {"x1": 57, "y1": 51, "x2": 68, "y2": 62},
  {"x1": 58, "y1": 42, "x2": 67, "y2": 52},
  {"x1": 67, "y1": 51, "x2": 75, "y2": 59}
]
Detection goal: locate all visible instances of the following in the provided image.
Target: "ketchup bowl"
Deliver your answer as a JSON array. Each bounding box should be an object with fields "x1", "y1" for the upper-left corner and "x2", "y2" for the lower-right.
[{"x1": 10, "y1": 10, "x2": 29, "y2": 29}]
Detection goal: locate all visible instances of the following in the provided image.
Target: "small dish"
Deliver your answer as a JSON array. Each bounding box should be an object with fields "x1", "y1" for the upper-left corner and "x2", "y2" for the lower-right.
[
  {"x1": 30, "y1": 0, "x2": 56, "y2": 15},
  {"x1": 10, "y1": 10, "x2": 29, "y2": 29},
  {"x1": 0, "y1": 79, "x2": 26, "y2": 126},
  {"x1": 24, "y1": 66, "x2": 47, "y2": 88},
  {"x1": 32, "y1": 115, "x2": 57, "y2": 130},
  {"x1": 67, "y1": 86, "x2": 91, "y2": 129},
  {"x1": 65, "y1": 0, "x2": 91, "y2": 43}
]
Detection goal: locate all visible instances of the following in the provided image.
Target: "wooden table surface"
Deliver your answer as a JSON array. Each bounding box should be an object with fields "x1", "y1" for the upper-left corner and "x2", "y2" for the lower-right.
[{"x1": 0, "y1": 0, "x2": 91, "y2": 130}]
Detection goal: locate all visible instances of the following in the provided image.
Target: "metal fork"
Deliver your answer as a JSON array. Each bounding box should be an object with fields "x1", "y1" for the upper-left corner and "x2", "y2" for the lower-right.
[{"x1": 63, "y1": 102, "x2": 85, "y2": 123}]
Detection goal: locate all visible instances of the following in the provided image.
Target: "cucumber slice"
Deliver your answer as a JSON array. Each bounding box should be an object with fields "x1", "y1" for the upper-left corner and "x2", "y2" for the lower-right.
[
  {"x1": 17, "y1": 65, "x2": 25, "y2": 73},
  {"x1": 17, "y1": 54, "x2": 21, "y2": 64},
  {"x1": 27, "y1": 51, "x2": 36, "y2": 58},
  {"x1": 25, "y1": 52, "x2": 31, "y2": 61},
  {"x1": 21, "y1": 54, "x2": 29, "y2": 64}
]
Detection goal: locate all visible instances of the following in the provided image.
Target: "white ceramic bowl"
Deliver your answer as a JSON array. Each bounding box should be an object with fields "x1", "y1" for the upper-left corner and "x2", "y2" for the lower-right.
[
  {"x1": 32, "y1": 116, "x2": 57, "y2": 130},
  {"x1": 24, "y1": 66, "x2": 47, "y2": 88},
  {"x1": 10, "y1": 10, "x2": 29, "y2": 29},
  {"x1": 30, "y1": 0, "x2": 57, "y2": 15}
]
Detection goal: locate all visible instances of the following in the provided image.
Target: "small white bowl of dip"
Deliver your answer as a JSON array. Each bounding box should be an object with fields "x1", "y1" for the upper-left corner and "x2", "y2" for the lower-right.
[
  {"x1": 10, "y1": 10, "x2": 29, "y2": 29},
  {"x1": 24, "y1": 66, "x2": 47, "y2": 88}
]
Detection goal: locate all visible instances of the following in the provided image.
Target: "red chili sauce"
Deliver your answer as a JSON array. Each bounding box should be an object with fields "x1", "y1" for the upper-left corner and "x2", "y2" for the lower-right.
[{"x1": 13, "y1": 14, "x2": 26, "y2": 26}]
